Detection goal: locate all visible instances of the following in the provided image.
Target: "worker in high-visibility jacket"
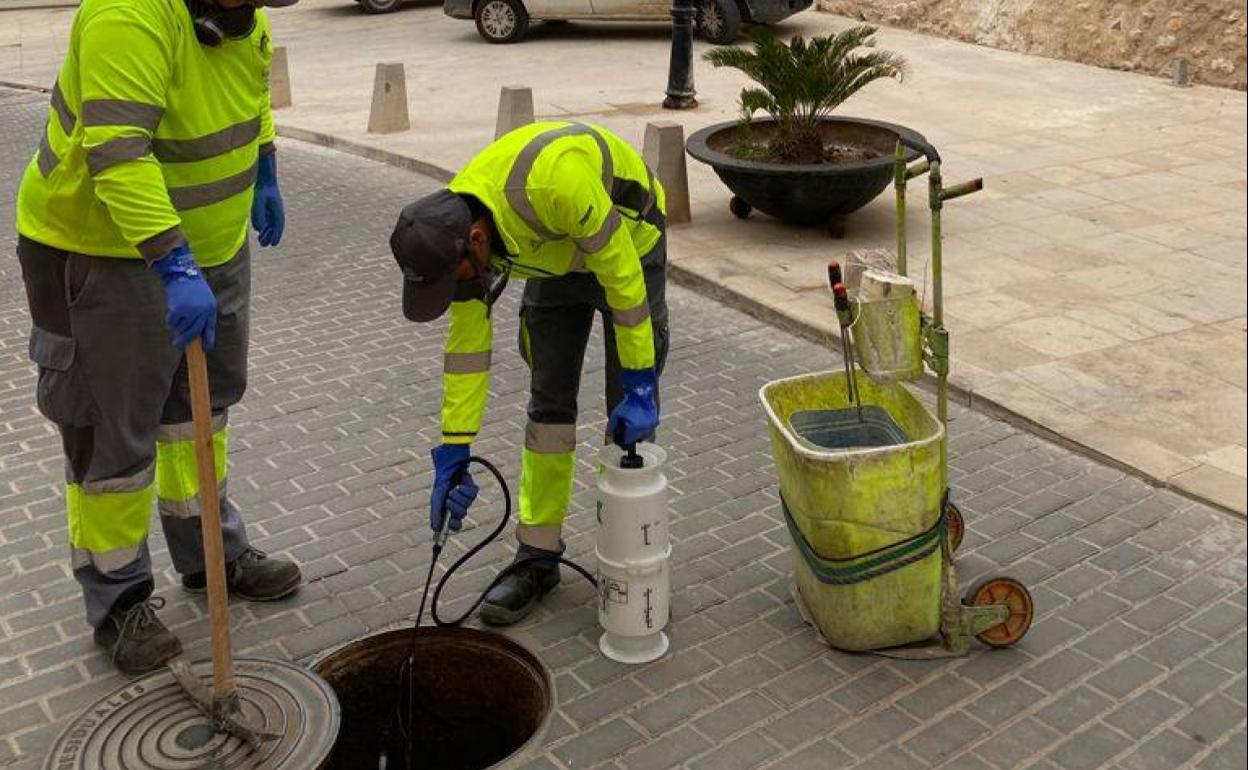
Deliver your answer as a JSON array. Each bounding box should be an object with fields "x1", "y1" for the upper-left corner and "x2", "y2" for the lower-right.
[
  {"x1": 391, "y1": 121, "x2": 668, "y2": 625},
  {"x1": 15, "y1": 0, "x2": 302, "y2": 675}
]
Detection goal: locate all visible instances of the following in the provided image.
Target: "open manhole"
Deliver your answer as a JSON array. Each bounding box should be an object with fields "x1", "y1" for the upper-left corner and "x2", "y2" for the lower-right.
[{"x1": 313, "y1": 627, "x2": 553, "y2": 770}]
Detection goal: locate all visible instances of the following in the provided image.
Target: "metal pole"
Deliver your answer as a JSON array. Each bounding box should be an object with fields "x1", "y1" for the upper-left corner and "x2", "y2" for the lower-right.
[
  {"x1": 929, "y1": 161, "x2": 947, "y2": 426},
  {"x1": 894, "y1": 143, "x2": 907, "y2": 276},
  {"x1": 663, "y1": 0, "x2": 698, "y2": 110}
]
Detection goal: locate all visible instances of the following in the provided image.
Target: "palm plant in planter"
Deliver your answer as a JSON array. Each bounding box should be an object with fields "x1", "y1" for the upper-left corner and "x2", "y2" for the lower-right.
[{"x1": 686, "y1": 25, "x2": 927, "y2": 225}]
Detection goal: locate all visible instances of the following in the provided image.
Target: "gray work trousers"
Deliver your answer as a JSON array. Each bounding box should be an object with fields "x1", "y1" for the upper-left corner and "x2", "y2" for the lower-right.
[
  {"x1": 512, "y1": 236, "x2": 669, "y2": 544},
  {"x1": 17, "y1": 236, "x2": 251, "y2": 628},
  {"x1": 519, "y1": 236, "x2": 670, "y2": 427}
]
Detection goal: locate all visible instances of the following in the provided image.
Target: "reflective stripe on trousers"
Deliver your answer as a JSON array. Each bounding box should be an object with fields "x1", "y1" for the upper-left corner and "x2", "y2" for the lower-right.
[{"x1": 518, "y1": 422, "x2": 578, "y2": 527}]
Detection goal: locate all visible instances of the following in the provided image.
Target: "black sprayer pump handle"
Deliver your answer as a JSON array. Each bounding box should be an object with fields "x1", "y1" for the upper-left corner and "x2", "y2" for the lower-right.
[{"x1": 613, "y1": 423, "x2": 645, "y2": 469}]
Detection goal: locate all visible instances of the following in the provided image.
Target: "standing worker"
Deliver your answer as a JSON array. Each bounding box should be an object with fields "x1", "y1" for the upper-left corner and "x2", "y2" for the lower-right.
[
  {"x1": 391, "y1": 121, "x2": 668, "y2": 625},
  {"x1": 15, "y1": 0, "x2": 302, "y2": 675}
]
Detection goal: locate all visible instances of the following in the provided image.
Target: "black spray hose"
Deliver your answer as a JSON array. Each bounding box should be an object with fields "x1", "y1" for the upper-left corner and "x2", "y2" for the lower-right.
[
  {"x1": 395, "y1": 456, "x2": 599, "y2": 770},
  {"x1": 423, "y1": 456, "x2": 599, "y2": 628}
]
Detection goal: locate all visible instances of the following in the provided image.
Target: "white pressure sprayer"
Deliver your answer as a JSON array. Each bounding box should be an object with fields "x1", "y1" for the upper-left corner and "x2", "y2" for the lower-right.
[{"x1": 595, "y1": 443, "x2": 671, "y2": 664}]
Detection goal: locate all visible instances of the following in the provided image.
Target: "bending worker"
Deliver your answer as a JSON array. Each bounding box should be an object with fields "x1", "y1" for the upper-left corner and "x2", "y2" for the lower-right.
[
  {"x1": 15, "y1": 0, "x2": 301, "y2": 675},
  {"x1": 391, "y1": 121, "x2": 668, "y2": 625}
]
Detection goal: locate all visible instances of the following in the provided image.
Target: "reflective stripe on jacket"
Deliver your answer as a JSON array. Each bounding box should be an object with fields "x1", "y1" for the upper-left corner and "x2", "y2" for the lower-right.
[
  {"x1": 16, "y1": 0, "x2": 276, "y2": 266},
  {"x1": 441, "y1": 121, "x2": 665, "y2": 443}
]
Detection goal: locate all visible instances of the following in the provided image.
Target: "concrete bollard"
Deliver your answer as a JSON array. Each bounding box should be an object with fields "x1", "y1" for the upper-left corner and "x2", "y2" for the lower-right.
[
  {"x1": 642, "y1": 121, "x2": 691, "y2": 225},
  {"x1": 495, "y1": 85, "x2": 535, "y2": 139},
  {"x1": 270, "y1": 46, "x2": 292, "y2": 110},
  {"x1": 368, "y1": 62, "x2": 410, "y2": 134},
  {"x1": 1171, "y1": 57, "x2": 1191, "y2": 87}
]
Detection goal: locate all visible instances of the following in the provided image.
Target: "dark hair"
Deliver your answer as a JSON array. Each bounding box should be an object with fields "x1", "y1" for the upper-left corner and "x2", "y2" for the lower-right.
[
  {"x1": 459, "y1": 194, "x2": 491, "y2": 225},
  {"x1": 458, "y1": 194, "x2": 510, "y2": 257}
]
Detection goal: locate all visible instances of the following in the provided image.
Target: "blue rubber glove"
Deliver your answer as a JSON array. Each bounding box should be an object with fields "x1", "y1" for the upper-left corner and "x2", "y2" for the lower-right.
[
  {"x1": 152, "y1": 245, "x2": 217, "y2": 350},
  {"x1": 430, "y1": 444, "x2": 478, "y2": 533},
  {"x1": 608, "y1": 368, "x2": 659, "y2": 447},
  {"x1": 250, "y1": 153, "x2": 285, "y2": 247}
]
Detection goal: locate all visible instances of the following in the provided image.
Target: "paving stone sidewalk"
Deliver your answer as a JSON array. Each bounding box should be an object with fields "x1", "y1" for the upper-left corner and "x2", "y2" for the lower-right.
[{"x1": 1, "y1": 88, "x2": 1245, "y2": 770}]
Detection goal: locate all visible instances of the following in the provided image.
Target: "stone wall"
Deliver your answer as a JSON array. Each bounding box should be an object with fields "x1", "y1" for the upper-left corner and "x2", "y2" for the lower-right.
[{"x1": 817, "y1": 0, "x2": 1247, "y2": 90}]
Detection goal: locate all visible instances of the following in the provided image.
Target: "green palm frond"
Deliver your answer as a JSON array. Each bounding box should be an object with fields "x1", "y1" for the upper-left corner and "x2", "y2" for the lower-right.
[
  {"x1": 705, "y1": 25, "x2": 905, "y2": 143},
  {"x1": 738, "y1": 87, "x2": 777, "y2": 121}
]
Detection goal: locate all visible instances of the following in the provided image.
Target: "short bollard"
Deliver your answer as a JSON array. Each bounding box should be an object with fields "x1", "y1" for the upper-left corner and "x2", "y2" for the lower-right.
[
  {"x1": 495, "y1": 85, "x2": 535, "y2": 139},
  {"x1": 1172, "y1": 57, "x2": 1191, "y2": 87},
  {"x1": 270, "y1": 46, "x2": 292, "y2": 110},
  {"x1": 368, "y1": 62, "x2": 410, "y2": 134},
  {"x1": 643, "y1": 121, "x2": 691, "y2": 224}
]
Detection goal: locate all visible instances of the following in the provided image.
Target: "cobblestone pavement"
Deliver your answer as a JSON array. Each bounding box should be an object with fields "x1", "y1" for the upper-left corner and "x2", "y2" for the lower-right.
[{"x1": 2, "y1": 88, "x2": 1246, "y2": 770}]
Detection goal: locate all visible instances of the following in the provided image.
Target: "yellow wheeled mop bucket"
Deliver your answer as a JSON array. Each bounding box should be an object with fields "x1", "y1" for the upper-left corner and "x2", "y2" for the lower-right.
[{"x1": 760, "y1": 138, "x2": 1034, "y2": 657}]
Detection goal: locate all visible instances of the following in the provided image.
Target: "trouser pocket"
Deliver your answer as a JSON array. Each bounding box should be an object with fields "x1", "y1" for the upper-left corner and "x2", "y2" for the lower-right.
[
  {"x1": 29, "y1": 326, "x2": 94, "y2": 427},
  {"x1": 518, "y1": 305, "x2": 533, "y2": 368}
]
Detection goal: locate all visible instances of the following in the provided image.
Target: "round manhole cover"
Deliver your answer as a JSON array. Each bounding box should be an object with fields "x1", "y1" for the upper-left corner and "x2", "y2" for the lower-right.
[
  {"x1": 43, "y1": 657, "x2": 339, "y2": 770},
  {"x1": 314, "y1": 627, "x2": 553, "y2": 770}
]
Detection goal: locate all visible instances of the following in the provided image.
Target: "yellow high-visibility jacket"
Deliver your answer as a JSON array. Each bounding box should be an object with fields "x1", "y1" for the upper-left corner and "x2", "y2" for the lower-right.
[
  {"x1": 441, "y1": 121, "x2": 666, "y2": 444},
  {"x1": 16, "y1": 0, "x2": 276, "y2": 266}
]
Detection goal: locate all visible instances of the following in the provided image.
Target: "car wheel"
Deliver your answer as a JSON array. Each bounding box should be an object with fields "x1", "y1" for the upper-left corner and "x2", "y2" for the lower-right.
[
  {"x1": 359, "y1": 0, "x2": 402, "y2": 13},
  {"x1": 475, "y1": 0, "x2": 530, "y2": 44},
  {"x1": 696, "y1": 0, "x2": 742, "y2": 45}
]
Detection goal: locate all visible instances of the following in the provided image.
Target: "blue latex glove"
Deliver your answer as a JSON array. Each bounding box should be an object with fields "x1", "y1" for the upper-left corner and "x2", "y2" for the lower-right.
[
  {"x1": 430, "y1": 444, "x2": 478, "y2": 533},
  {"x1": 152, "y1": 245, "x2": 217, "y2": 350},
  {"x1": 608, "y1": 368, "x2": 659, "y2": 447},
  {"x1": 250, "y1": 153, "x2": 285, "y2": 247}
]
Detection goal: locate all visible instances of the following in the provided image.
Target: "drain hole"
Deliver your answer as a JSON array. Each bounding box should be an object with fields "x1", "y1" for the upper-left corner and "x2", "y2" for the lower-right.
[{"x1": 315, "y1": 628, "x2": 552, "y2": 770}]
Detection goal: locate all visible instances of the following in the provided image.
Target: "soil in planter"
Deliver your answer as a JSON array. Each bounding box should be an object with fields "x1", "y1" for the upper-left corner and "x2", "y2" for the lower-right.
[
  {"x1": 715, "y1": 122, "x2": 890, "y2": 165},
  {"x1": 730, "y1": 140, "x2": 881, "y2": 165}
]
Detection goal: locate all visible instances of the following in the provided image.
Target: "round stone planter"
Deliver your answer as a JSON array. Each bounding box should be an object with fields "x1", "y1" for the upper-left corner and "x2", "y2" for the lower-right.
[{"x1": 685, "y1": 117, "x2": 927, "y2": 225}]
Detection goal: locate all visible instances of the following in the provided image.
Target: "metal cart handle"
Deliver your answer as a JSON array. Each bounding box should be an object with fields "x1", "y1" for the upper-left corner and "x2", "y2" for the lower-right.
[{"x1": 898, "y1": 135, "x2": 941, "y2": 164}]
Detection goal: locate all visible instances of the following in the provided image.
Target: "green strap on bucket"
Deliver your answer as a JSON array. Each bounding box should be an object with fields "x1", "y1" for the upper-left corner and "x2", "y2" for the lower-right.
[{"x1": 780, "y1": 495, "x2": 944, "y2": 586}]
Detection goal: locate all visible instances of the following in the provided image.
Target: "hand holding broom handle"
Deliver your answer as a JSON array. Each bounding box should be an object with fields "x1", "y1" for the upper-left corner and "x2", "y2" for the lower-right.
[{"x1": 186, "y1": 338, "x2": 236, "y2": 712}]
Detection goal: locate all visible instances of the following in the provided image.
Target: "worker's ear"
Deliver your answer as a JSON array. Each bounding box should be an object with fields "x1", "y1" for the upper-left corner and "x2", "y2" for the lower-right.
[{"x1": 466, "y1": 220, "x2": 491, "y2": 261}]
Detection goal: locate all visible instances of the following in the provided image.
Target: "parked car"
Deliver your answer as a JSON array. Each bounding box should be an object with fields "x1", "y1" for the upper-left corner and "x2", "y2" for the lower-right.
[
  {"x1": 357, "y1": 0, "x2": 407, "y2": 12},
  {"x1": 441, "y1": 0, "x2": 814, "y2": 45}
]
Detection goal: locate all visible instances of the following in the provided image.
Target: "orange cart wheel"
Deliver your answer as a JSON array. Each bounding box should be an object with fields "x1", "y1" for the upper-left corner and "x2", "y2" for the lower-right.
[
  {"x1": 946, "y1": 501, "x2": 965, "y2": 553},
  {"x1": 964, "y1": 577, "x2": 1033, "y2": 648}
]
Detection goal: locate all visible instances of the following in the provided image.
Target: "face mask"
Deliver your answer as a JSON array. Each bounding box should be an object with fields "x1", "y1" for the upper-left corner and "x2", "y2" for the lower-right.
[
  {"x1": 188, "y1": 1, "x2": 256, "y2": 46},
  {"x1": 479, "y1": 262, "x2": 511, "y2": 316},
  {"x1": 215, "y1": 5, "x2": 257, "y2": 39}
]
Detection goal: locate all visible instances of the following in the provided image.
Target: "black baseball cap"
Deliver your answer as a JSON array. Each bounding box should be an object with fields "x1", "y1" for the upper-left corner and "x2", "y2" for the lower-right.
[{"x1": 390, "y1": 189, "x2": 474, "y2": 322}]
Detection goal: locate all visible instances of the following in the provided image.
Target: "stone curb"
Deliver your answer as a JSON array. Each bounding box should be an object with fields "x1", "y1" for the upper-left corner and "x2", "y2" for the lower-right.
[{"x1": 0, "y1": 1, "x2": 78, "y2": 11}]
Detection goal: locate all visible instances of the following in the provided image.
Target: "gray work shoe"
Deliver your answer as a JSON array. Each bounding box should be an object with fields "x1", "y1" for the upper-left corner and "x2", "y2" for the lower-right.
[
  {"x1": 480, "y1": 543, "x2": 562, "y2": 627},
  {"x1": 94, "y1": 597, "x2": 183, "y2": 676},
  {"x1": 182, "y1": 548, "x2": 301, "y2": 601}
]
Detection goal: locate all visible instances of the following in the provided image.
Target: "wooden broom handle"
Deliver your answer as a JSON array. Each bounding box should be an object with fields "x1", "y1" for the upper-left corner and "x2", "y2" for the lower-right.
[{"x1": 186, "y1": 339, "x2": 235, "y2": 699}]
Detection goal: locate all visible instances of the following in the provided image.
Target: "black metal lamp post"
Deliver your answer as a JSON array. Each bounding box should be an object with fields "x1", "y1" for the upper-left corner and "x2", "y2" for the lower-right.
[{"x1": 663, "y1": 0, "x2": 697, "y2": 109}]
